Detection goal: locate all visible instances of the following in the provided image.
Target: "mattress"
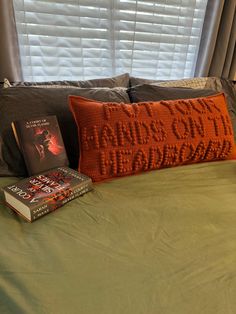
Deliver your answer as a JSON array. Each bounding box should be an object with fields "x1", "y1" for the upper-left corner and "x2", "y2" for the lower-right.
[{"x1": 1, "y1": 160, "x2": 236, "y2": 314}]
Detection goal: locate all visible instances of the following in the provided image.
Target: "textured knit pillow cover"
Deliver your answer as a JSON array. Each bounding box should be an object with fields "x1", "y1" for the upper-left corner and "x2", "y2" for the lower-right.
[{"x1": 69, "y1": 93, "x2": 235, "y2": 182}]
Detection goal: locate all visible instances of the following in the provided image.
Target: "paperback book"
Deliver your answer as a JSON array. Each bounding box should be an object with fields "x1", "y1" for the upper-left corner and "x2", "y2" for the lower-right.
[
  {"x1": 12, "y1": 115, "x2": 69, "y2": 175},
  {"x1": 2, "y1": 167, "x2": 93, "y2": 222}
]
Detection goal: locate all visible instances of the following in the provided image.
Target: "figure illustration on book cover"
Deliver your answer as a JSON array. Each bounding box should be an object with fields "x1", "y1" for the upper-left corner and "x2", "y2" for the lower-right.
[{"x1": 29, "y1": 127, "x2": 64, "y2": 162}]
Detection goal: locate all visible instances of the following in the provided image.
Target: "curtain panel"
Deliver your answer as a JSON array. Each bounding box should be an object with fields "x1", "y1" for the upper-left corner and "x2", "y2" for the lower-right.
[
  {"x1": 0, "y1": 0, "x2": 22, "y2": 82},
  {"x1": 195, "y1": 0, "x2": 236, "y2": 79}
]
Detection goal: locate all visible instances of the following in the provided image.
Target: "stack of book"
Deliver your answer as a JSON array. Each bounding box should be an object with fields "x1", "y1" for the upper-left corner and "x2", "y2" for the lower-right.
[{"x1": 2, "y1": 116, "x2": 93, "y2": 222}]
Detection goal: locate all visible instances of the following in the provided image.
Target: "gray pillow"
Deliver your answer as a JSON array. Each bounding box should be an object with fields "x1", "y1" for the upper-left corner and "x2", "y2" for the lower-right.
[
  {"x1": 129, "y1": 76, "x2": 162, "y2": 86},
  {"x1": 128, "y1": 84, "x2": 217, "y2": 103},
  {"x1": 11, "y1": 73, "x2": 130, "y2": 88},
  {"x1": 129, "y1": 76, "x2": 209, "y2": 89},
  {"x1": 0, "y1": 86, "x2": 129, "y2": 177}
]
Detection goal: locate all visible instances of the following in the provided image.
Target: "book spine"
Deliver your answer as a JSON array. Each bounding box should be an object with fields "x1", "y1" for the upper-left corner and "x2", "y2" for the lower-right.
[
  {"x1": 11, "y1": 121, "x2": 32, "y2": 175},
  {"x1": 31, "y1": 181, "x2": 93, "y2": 221},
  {"x1": 11, "y1": 122, "x2": 21, "y2": 148}
]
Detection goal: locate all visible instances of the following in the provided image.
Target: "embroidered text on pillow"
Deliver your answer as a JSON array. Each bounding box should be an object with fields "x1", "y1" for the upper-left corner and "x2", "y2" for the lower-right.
[{"x1": 69, "y1": 93, "x2": 234, "y2": 182}]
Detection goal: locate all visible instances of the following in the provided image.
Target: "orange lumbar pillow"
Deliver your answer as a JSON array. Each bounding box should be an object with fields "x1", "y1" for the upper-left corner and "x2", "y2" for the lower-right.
[{"x1": 69, "y1": 93, "x2": 235, "y2": 182}]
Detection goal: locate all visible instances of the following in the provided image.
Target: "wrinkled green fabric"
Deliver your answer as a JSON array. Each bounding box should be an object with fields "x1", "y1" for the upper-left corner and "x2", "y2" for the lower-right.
[{"x1": 1, "y1": 161, "x2": 236, "y2": 314}]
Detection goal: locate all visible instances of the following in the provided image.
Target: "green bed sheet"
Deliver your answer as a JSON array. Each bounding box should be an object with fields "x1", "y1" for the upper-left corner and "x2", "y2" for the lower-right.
[{"x1": 1, "y1": 161, "x2": 236, "y2": 314}]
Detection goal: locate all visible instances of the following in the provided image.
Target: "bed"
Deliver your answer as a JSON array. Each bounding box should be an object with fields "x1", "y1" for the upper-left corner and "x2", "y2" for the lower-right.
[
  {"x1": 1, "y1": 160, "x2": 236, "y2": 313},
  {"x1": 1, "y1": 75, "x2": 236, "y2": 313}
]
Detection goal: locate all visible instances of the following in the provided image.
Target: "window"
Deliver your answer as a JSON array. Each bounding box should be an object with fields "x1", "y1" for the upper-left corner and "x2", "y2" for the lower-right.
[{"x1": 13, "y1": 0, "x2": 208, "y2": 81}]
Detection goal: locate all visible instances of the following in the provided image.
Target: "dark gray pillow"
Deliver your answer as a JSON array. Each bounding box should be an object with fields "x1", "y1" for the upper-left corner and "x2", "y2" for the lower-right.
[
  {"x1": 11, "y1": 73, "x2": 130, "y2": 88},
  {"x1": 128, "y1": 84, "x2": 217, "y2": 103},
  {"x1": 0, "y1": 87, "x2": 129, "y2": 177}
]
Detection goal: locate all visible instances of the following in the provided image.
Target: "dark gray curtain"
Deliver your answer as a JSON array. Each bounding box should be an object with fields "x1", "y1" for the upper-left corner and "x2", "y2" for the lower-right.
[
  {"x1": 0, "y1": 0, "x2": 22, "y2": 82},
  {"x1": 195, "y1": 0, "x2": 236, "y2": 79}
]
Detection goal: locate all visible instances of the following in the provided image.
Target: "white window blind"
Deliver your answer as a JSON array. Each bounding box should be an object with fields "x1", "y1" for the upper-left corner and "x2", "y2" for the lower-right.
[{"x1": 13, "y1": 0, "x2": 208, "y2": 81}]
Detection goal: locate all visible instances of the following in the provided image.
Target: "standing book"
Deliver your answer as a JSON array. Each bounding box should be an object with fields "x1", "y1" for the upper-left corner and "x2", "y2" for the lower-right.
[
  {"x1": 12, "y1": 115, "x2": 69, "y2": 175},
  {"x1": 2, "y1": 167, "x2": 93, "y2": 222}
]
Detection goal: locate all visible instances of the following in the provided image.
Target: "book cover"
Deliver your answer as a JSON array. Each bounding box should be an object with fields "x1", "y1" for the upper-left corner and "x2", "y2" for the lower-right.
[
  {"x1": 2, "y1": 167, "x2": 93, "y2": 222},
  {"x1": 12, "y1": 115, "x2": 69, "y2": 175}
]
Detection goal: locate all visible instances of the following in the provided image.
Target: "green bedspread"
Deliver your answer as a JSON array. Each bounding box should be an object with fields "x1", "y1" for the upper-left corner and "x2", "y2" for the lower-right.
[{"x1": 1, "y1": 161, "x2": 236, "y2": 314}]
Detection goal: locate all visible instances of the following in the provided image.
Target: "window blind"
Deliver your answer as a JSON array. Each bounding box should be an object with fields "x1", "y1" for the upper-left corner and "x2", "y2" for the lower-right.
[{"x1": 13, "y1": 0, "x2": 208, "y2": 81}]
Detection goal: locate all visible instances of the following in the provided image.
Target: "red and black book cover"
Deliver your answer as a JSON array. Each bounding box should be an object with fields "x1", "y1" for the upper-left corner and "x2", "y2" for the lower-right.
[
  {"x1": 12, "y1": 115, "x2": 69, "y2": 175},
  {"x1": 2, "y1": 166, "x2": 93, "y2": 222}
]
